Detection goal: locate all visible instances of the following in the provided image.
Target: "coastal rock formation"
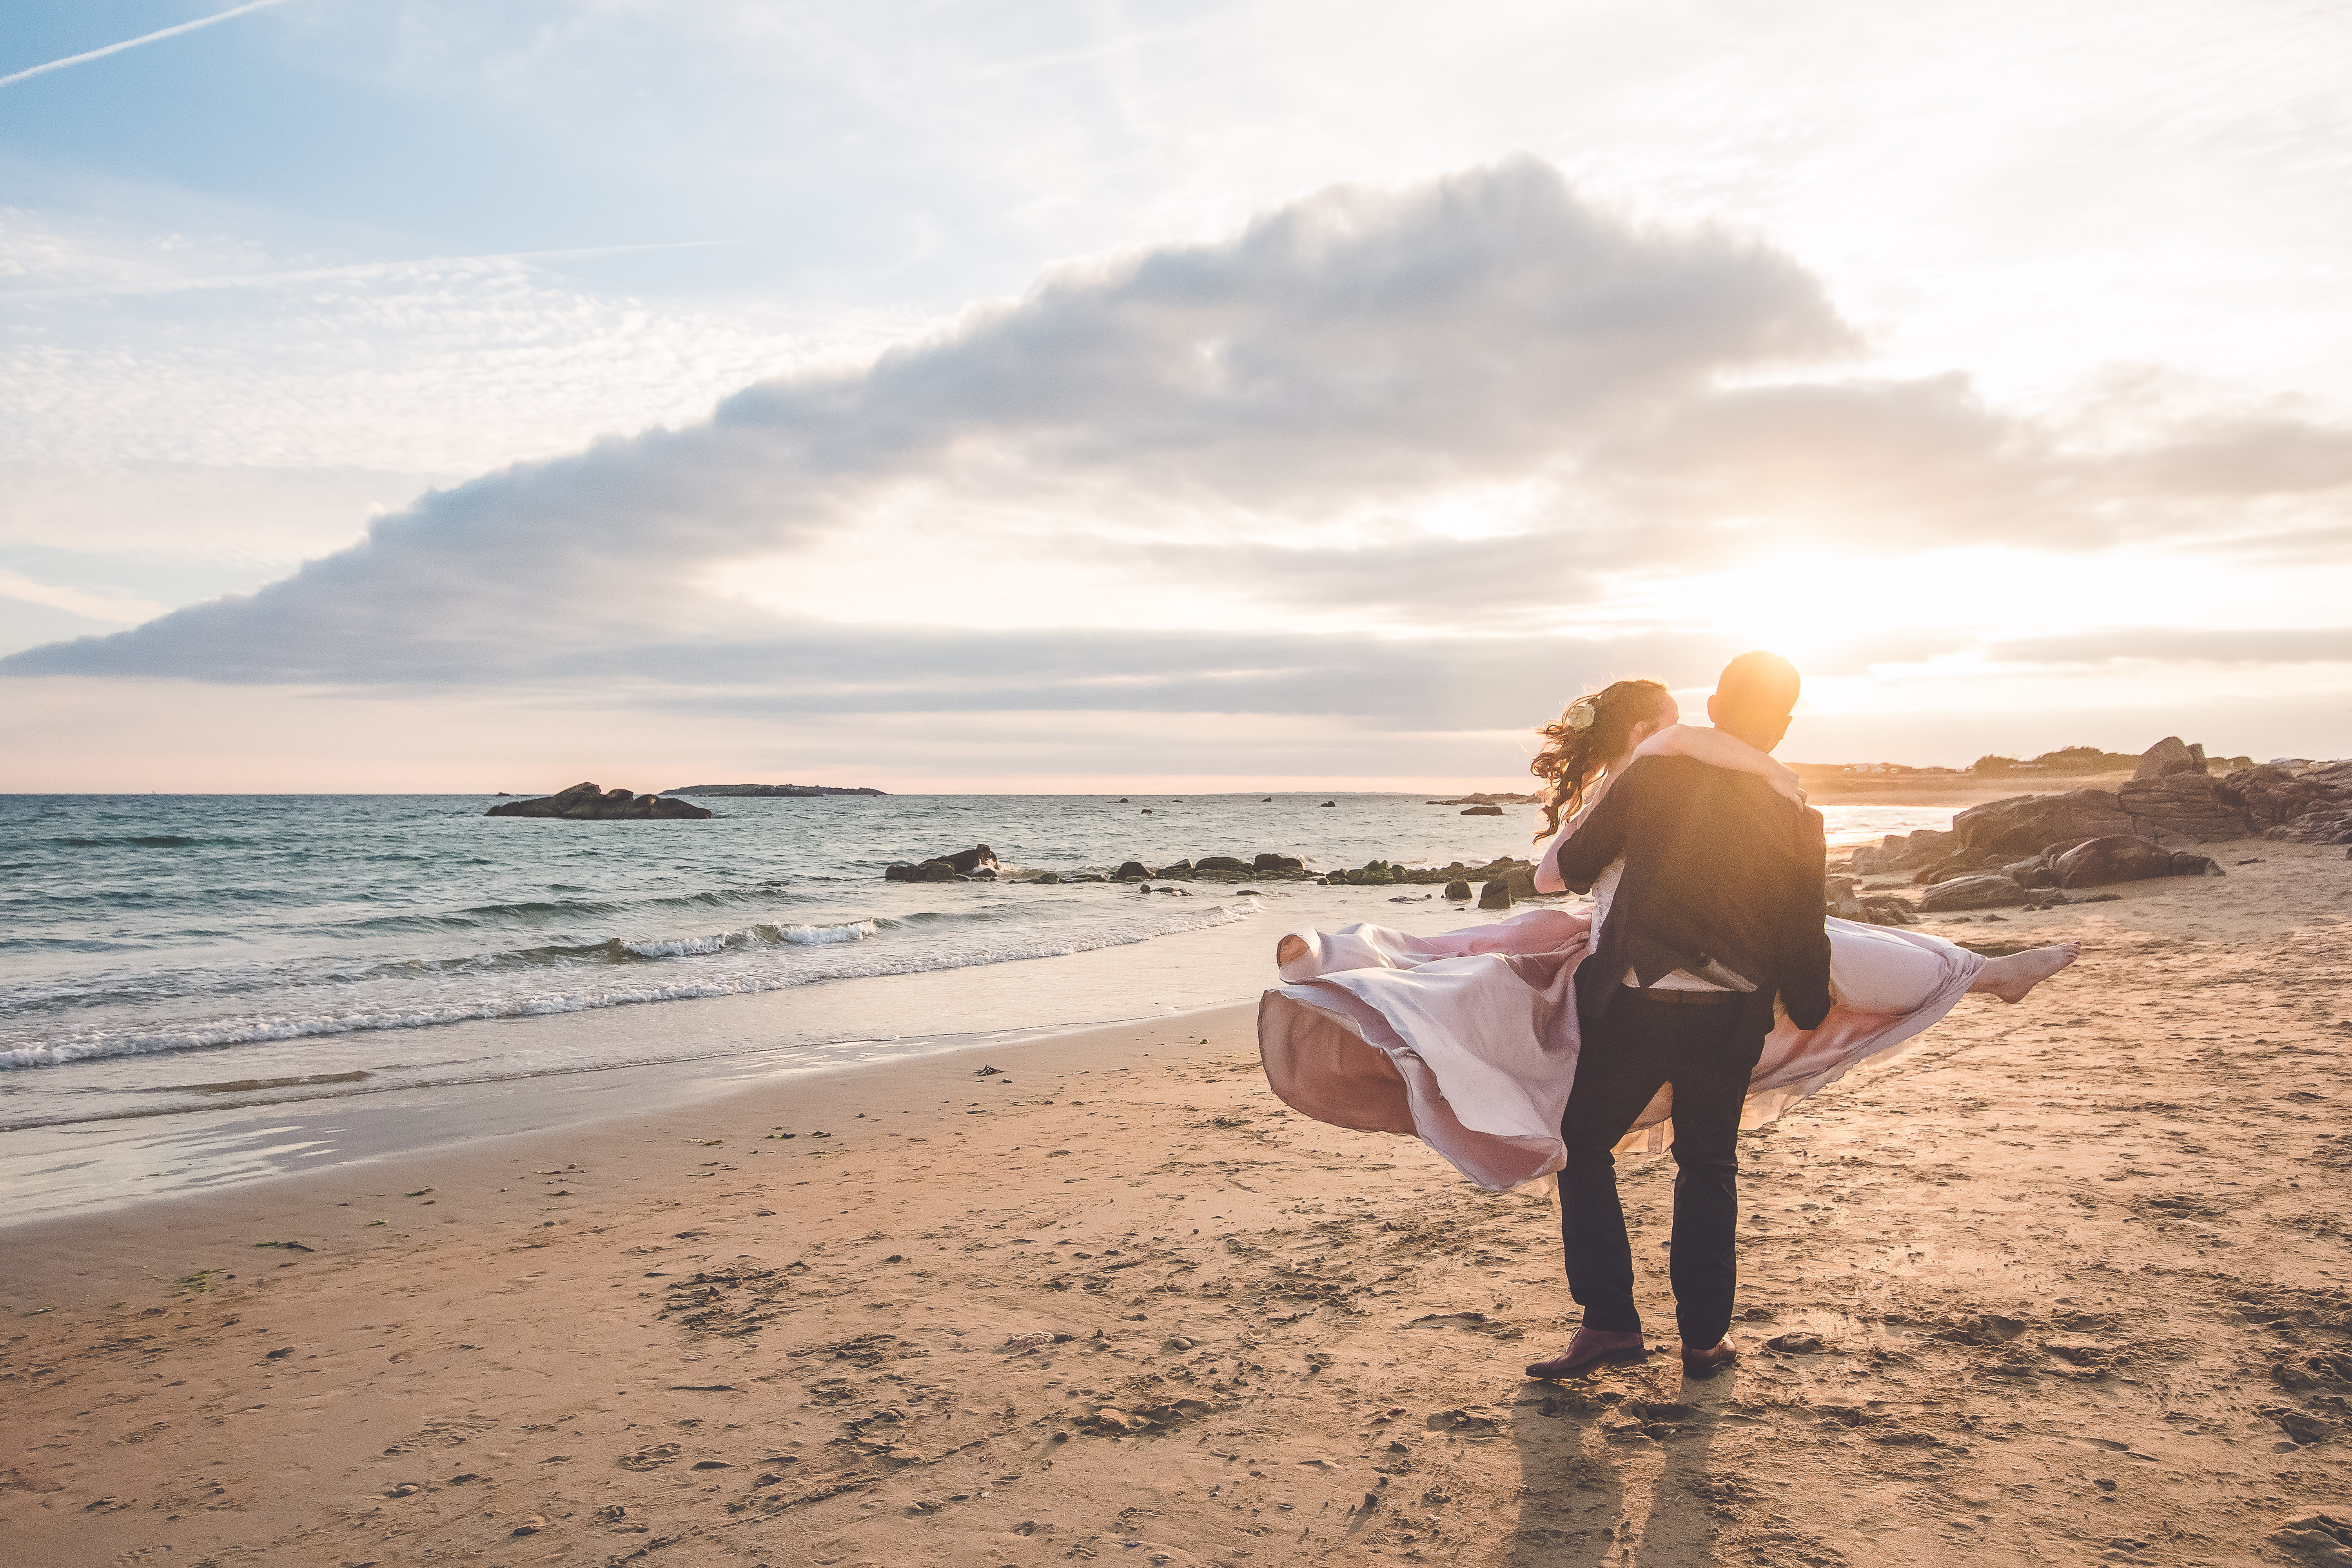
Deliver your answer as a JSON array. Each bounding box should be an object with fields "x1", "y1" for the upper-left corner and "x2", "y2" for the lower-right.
[
  {"x1": 1460, "y1": 805, "x2": 1505, "y2": 816},
  {"x1": 2133, "y1": 737, "x2": 2207, "y2": 780},
  {"x1": 2053, "y1": 835, "x2": 2180, "y2": 888},
  {"x1": 1252, "y1": 853, "x2": 1304, "y2": 872},
  {"x1": 2114, "y1": 773, "x2": 2253, "y2": 842},
  {"x1": 485, "y1": 782, "x2": 712, "y2": 820},
  {"x1": 2221, "y1": 760, "x2": 2352, "y2": 844},
  {"x1": 1916, "y1": 874, "x2": 2031, "y2": 913},
  {"x1": 1444, "y1": 879, "x2": 1473, "y2": 900},
  {"x1": 1196, "y1": 856, "x2": 1252, "y2": 872},
  {"x1": 885, "y1": 845, "x2": 999, "y2": 881},
  {"x1": 2056, "y1": 835, "x2": 2223, "y2": 887},
  {"x1": 1115, "y1": 861, "x2": 1152, "y2": 880},
  {"x1": 664, "y1": 782, "x2": 887, "y2": 797},
  {"x1": 1952, "y1": 792, "x2": 2136, "y2": 858},
  {"x1": 1478, "y1": 880, "x2": 1514, "y2": 909}
]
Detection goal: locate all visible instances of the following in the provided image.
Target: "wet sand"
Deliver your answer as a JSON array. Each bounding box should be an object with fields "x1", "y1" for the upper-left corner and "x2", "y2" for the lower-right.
[{"x1": 5, "y1": 843, "x2": 2352, "y2": 1566}]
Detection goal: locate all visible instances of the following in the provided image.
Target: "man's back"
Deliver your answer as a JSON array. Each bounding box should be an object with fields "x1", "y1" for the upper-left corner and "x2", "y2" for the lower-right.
[{"x1": 1554, "y1": 754, "x2": 1832, "y2": 1030}]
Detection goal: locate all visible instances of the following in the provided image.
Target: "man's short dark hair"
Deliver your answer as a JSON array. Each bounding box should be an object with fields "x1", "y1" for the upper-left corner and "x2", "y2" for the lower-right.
[{"x1": 1714, "y1": 651, "x2": 1800, "y2": 727}]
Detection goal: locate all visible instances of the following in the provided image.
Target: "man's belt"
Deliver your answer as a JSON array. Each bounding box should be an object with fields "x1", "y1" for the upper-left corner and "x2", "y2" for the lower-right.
[{"x1": 1623, "y1": 986, "x2": 1745, "y2": 1007}]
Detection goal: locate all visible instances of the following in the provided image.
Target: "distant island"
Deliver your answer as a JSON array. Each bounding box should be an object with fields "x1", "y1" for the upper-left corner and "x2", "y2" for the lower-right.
[{"x1": 663, "y1": 782, "x2": 888, "y2": 797}]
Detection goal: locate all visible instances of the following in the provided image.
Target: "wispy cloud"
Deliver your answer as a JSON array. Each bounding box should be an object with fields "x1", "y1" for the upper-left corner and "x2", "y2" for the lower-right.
[
  {"x1": 0, "y1": 240, "x2": 740, "y2": 304},
  {"x1": 0, "y1": 0, "x2": 312, "y2": 91}
]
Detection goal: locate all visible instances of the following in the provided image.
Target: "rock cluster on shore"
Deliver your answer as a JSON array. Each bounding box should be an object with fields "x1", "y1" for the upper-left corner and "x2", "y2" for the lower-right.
[
  {"x1": 484, "y1": 782, "x2": 711, "y2": 820},
  {"x1": 878, "y1": 844, "x2": 1542, "y2": 904},
  {"x1": 1833, "y1": 735, "x2": 2352, "y2": 921}
]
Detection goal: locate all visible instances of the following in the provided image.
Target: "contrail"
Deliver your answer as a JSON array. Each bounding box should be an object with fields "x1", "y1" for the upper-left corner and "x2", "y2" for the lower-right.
[{"x1": 0, "y1": 0, "x2": 309, "y2": 91}]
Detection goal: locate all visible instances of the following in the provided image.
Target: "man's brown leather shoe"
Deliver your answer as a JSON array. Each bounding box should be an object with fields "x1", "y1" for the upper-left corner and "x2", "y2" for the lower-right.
[
  {"x1": 1680, "y1": 1338, "x2": 1737, "y2": 1378},
  {"x1": 1524, "y1": 1327, "x2": 1647, "y2": 1379}
]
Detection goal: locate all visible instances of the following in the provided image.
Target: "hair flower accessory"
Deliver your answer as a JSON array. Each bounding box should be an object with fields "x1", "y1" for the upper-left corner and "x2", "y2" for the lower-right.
[{"x1": 1564, "y1": 700, "x2": 1599, "y2": 732}]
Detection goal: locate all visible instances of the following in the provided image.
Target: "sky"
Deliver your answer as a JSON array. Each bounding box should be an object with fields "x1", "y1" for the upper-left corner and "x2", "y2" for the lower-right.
[{"x1": 4, "y1": 0, "x2": 2351, "y2": 793}]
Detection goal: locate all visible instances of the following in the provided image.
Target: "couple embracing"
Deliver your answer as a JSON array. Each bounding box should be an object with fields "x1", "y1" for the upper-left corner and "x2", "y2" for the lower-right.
[{"x1": 1260, "y1": 652, "x2": 2079, "y2": 1377}]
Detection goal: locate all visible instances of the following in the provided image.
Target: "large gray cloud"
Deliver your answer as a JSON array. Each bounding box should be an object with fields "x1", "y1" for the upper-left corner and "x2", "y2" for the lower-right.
[{"x1": 7, "y1": 156, "x2": 2350, "y2": 702}]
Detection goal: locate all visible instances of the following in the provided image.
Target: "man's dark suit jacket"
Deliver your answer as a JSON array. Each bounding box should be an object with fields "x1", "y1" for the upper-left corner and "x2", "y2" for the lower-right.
[{"x1": 1551, "y1": 753, "x2": 1833, "y2": 1039}]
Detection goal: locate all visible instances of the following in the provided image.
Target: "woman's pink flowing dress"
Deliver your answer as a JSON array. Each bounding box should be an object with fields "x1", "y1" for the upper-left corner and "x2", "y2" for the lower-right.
[{"x1": 1258, "y1": 907, "x2": 1984, "y2": 1192}]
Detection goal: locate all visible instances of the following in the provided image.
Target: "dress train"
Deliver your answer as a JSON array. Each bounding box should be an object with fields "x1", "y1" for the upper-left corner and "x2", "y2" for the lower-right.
[{"x1": 1257, "y1": 909, "x2": 1984, "y2": 1192}]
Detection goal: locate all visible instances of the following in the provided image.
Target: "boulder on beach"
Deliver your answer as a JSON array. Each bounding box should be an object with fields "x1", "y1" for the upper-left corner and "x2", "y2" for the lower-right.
[
  {"x1": 485, "y1": 782, "x2": 712, "y2": 821},
  {"x1": 1478, "y1": 880, "x2": 1514, "y2": 910},
  {"x1": 1252, "y1": 853, "x2": 1304, "y2": 872},
  {"x1": 1917, "y1": 875, "x2": 2031, "y2": 912},
  {"x1": 2134, "y1": 736, "x2": 2207, "y2": 780},
  {"x1": 1443, "y1": 879, "x2": 1473, "y2": 900},
  {"x1": 2050, "y1": 835, "x2": 2225, "y2": 888}
]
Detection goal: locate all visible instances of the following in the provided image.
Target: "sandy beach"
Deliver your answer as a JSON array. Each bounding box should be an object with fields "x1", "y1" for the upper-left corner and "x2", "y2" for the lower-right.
[{"x1": 7, "y1": 842, "x2": 2352, "y2": 1567}]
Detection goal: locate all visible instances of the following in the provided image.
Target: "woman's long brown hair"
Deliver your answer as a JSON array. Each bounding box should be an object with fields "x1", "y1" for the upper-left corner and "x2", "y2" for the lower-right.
[{"x1": 1530, "y1": 678, "x2": 1673, "y2": 839}]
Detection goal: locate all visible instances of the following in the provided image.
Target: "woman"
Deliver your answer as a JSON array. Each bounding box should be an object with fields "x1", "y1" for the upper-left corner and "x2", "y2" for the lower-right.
[{"x1": 1259, "y1": 680, "x2": 2079, "y2": 1191}]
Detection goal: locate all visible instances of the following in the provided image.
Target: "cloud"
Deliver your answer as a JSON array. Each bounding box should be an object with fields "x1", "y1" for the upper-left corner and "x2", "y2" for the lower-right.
[
  {"x1": 3, "y1": 159, "x2": 1849, "y2": 685},
  {"x1": 9, "y1": 155, "x2": 2352, "y2": 714}
]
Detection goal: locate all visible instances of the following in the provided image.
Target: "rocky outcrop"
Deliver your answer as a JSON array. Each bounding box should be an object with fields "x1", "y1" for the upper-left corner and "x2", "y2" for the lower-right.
[
  {"x1": 1459, "y1": 805, "x2": 1505, "y2": 816},
  {"x1": 1443, "y1": 879, "x2": 1473, "y2": 900},
  {"x1": 1952, "y1": 792, "x2": 2137, "y2": 858},
  {"x1": 2221, "y1": 760, "x2": 2352, "y2": 844},
  {"x1": 1478, "y1": 880, "x2": 1514, "y2": 909},
  {"x1": 2133, "y1": 737, "x2": 2206, "y2": 780},
  {"x1": 885, "y1": 845, "x2": 999, "y2": 881},
  {"x1": 1115, "y1": 861, "x2": 1152, "y2": 880},
  {"x1": 2113, "y1": 773, "x2": 2252, "y2": 842},
  {"x1": 486, "y1": 782, "x2": 711, "y2": 820},
  {"x1": 1196, "y1": 856, "x2": 1252, "y2": 872},
  {"x1": 1252, "y1": 853, "x2": 1304, "y2": 872},
  {"x1": 665, "y1": 782, "x2": 887, "y2": 797},
  {"x1": 2053, "y1": 836, "x2": 2179, "y2": 888}
]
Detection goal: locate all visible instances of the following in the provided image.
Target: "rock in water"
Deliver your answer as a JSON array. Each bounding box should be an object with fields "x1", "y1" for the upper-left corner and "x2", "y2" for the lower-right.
[
  {"x1": 1252, "y1": 853, "x2": 1304, "y2": 872},
  {"x1": 2053, "y1": 835, "x2": 2187, "y2": 888},
  {"x1": 485, "y1": 782, "x2": 712, "y2": 821},
  {"x1": 1460, "y1": 804, "x2": 1504, "y2": 816},
  {"x1": 1196, "y1": 856, "x2": 1252, "y2": 872},
  {"x1": 2133, "y1": 736, "x2": 2206, "y2": 780},
  {"x1": 882, "y1": 845, "x2": 997, "y2": 881},
  {"x1": 1114, "y1": 861, "x2": 1151, "y2": 880},
  {"x1": 1916, "y1": 875, "x2": 2030, "y2": 912},
  {"x1": 1478, "y1": 880, "x2": 1514, "y2": 910},
  {"x1": 1319, "y1": 800, "x2": 1336, "y2": 808}
]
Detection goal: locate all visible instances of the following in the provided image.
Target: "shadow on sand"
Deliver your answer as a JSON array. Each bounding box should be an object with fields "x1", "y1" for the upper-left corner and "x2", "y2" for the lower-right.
[{"x1": 1504, "y1": 1352, "x2": 1757, "y2": 1566}]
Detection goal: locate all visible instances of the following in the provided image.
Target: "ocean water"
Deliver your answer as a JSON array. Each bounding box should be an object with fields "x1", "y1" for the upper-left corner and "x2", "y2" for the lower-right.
[{"x1": 0, "y1": 792, "x2": 1960, "y2": 1145}]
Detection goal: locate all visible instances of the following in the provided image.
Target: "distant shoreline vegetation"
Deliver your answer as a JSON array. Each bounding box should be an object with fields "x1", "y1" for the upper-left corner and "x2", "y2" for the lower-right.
[{"x1": 663, "y1": 783, "x2": 889, "y2": 797}]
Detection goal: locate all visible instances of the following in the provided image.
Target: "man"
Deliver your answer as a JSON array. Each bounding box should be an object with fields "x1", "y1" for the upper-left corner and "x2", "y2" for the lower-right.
[{"x1": 1524, "y1": 651, "x2": 1832, "y2": 1380}]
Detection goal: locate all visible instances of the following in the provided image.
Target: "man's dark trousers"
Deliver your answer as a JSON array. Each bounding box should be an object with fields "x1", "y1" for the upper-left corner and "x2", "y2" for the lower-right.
[{"x1": 1555, "y1": 989, "x2": 1765, "y2": 1349}]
